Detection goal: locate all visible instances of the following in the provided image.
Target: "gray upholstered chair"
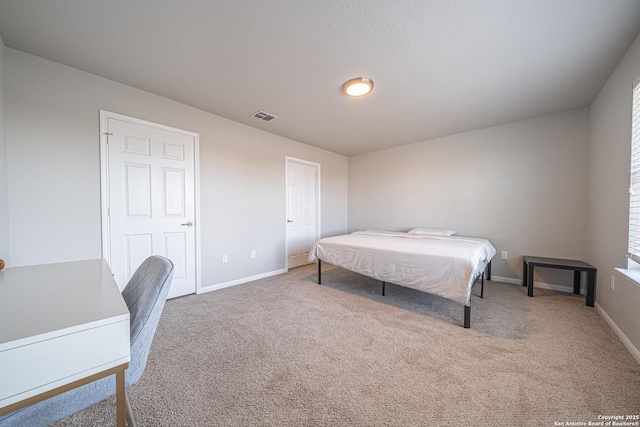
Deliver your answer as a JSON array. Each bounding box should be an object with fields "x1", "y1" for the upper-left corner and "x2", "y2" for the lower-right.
[{"x1": 0, "y1": 255, "x2": 174, "y2": 427}]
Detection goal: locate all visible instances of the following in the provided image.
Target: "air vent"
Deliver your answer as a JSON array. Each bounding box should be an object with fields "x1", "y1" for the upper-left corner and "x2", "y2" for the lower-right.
[{"x1": 251, "y1": 110, "x2": 278, "y2": 122}]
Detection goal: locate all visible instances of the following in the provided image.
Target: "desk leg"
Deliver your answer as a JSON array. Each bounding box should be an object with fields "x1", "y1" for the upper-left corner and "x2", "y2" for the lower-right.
[
  {"x1": 573, "y1": 271, "x2": 581, "y2": 294},
  {"x1": 116, "y1": 369, "x2": 126, "y2": 427},
  {"x1": 522, "y1": 260, "x2": 527, "y2": 287},
  {"x1": 527, "y1": 265, "x2": 534, "y2": 297},
  {"x1": 586, "y1": 270, "x2": 596, "y2": 307}
]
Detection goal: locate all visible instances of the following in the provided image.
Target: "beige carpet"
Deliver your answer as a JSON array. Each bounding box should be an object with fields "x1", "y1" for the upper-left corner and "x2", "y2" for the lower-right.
[{"x1": 53, "y1": 264, "x2": 640, "y2": 426}]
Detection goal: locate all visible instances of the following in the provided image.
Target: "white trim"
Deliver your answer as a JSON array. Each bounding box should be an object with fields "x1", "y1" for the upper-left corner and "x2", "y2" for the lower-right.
[
  {"x1": 615, "y1": 267, "x2": 640, "y2": 287},
  {"x1": 99, "y1": 111, "x2": 111, "y2": 265},
  {"x1": 100, "y1": 110, "x2": 199, "y2": 137},
  {"x1": 595, "y1": 302, "x2": 640, "y2": 365},
  {"x1": 491, "y1": 275, "x2": 578, "y2": 294},
  {"x1": 193, "y1": 134, "x2": 202, "y2": 295},
  {"x1": 199, "y1": 268, "x2": 288, "y2": 294},
  {"x1": 490, "y1": 275, "x2": 523, "y2": 286},
  {"x1": 99, "y1": 110, "x2": 201, "y2": 295},
  {"x1": 284, "y1": 156, "x2": 321, "y2": 270}
]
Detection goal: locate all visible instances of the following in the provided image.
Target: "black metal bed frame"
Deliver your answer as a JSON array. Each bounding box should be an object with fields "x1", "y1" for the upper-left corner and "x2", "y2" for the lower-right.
[{"x1": 316, "y1": 260, "x2": 492, "y2": 328}]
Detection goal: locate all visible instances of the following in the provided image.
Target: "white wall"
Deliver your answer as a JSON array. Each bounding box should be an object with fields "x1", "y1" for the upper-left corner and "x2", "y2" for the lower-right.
[
  {"x1": 588, "y1": 33, "x2": 640, "y2": 351},
  {"x1": 5, "y1": 48, "x2": 348, "y2": 287},
  {"x1": 348, "y1": 109, "x2": 590, "y2": 282},
  {"x1": 0, "y1": 35, "x2": 8, "y2": 265}
]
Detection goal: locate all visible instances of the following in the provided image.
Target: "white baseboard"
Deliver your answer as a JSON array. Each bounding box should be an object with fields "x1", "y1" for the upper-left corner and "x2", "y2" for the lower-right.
[
  {"x1": 595, "y1": 303, "x2": 640, "y2": 365},
  {"x1": 491, "y1": 275, "x2": 576, "y2": 294},
  {"x1": 490, "y1": 275, "x2": 523, "y2": 286},
  {"x1": 198, "y1": 268, "x2": 288, "y2": 294}
]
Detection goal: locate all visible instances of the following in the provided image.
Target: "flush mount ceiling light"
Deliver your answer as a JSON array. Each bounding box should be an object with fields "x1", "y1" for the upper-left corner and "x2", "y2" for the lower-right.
[{"x1": 342, "y1": 77, "x2": 374, "y2": 97}]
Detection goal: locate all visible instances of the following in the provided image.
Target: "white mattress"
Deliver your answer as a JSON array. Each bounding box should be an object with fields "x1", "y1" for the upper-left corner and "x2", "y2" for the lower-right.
[{"x1": 308, "y1": 230, "x2": 496, "y2": 306}]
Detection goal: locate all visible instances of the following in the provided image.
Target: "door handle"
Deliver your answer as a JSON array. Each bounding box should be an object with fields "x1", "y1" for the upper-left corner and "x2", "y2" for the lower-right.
[
  {"x1": 181, "y1": 221, "x2": 194, "y2": 226},
  {"x1": 287, "y1": 219, "x2": 293, "y2": 223}
]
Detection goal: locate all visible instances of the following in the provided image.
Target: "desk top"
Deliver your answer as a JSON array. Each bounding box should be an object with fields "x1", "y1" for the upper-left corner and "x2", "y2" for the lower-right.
[
  {"x1": 523, "y1": 256, "x2": 595, "y2": 270},
  {"x1": 0, "y1": 259, "x2": 130, "y2": 410},
  {"x1": 0, "y1": 259, "x2": 130, "y2": 349}
]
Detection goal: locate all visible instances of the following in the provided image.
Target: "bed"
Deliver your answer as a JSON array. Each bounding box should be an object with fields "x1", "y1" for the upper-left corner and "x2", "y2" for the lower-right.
[{"x1": 308, "y1": 229, "x2": 496, "y2": 328}]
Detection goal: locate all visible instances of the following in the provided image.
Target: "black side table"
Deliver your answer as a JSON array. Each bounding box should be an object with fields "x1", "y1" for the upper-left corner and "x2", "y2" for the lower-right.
[{"x1": 522, "y1": 256, "x2": 596, "y2": 307}]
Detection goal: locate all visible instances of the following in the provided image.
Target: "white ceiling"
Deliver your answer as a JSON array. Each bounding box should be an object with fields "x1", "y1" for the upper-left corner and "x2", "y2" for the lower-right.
[{"x1": 0, "y1": 1, "x2": 639, "y2": 156}]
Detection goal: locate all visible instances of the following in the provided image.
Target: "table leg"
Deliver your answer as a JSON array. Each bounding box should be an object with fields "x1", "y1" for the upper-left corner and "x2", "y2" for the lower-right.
[
  {"x1": 527, "y1": 265, "x2": 534, "y2": 297},
  {"x1": 586, "y1": 270, "x2": 596, "y2": 307},
  {"x1": 573, "y1": 270, "x2": 581, "y2": 294},
  {"x1": 522, "y1": 260, "x2": 527, "y2": 287},
  {"x1": 116, "y1": 369, "x2": 126, "y2": 427}
]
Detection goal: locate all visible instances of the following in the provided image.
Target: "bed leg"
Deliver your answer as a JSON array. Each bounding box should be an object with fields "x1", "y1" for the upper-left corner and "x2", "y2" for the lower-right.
[
  {"x1": 486, "y1": 261, "x2": 492, "y2": 281},
  {"x1": 318, "y1": 260, "x2": 321, "y2": 284},
  {"x1": 464, "y1": 305, "x2": 471, "y2": 328},
  {"x1": 481, "y1": 274, "x2": 484, "y2": 299},
  {"x1": 382, "y1": 282, "x2": 385, "y2": 296}
]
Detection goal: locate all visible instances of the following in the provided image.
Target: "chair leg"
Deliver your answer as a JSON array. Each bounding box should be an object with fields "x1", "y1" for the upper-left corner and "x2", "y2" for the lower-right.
[{"x1": 125, "y1": 390, "x2": 137, "y2": 427}]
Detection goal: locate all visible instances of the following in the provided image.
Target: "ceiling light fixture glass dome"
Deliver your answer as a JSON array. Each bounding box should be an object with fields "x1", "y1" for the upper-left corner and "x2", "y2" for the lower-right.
[{"x1": 342, "y1": 77, "x2": 374, "y2": 97}]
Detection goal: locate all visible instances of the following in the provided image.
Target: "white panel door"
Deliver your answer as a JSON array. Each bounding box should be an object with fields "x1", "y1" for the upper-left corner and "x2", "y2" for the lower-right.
[
  {"x1": 287, "y1": 159, "x2": 319, "y2": 269},
  {"x1": 105, "y1": 116, "x2": 197, "y2": 299}
]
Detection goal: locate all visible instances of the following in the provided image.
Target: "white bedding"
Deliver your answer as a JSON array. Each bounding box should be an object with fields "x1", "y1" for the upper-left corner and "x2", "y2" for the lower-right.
[{"x1": 308, "y1": 230, "x2": 496, "y2": 306}]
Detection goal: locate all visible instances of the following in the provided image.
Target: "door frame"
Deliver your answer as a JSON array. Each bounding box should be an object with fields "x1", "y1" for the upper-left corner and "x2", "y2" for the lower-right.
[
  {"x1": 285, "y1": 156, "x2": 321, "y2": 270},
  {"x1": 99, "y1": 110, "x2": 202, "y2": 293}
]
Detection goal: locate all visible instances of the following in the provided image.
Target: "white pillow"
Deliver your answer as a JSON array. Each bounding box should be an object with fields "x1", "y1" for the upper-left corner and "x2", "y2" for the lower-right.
[{"x1": 407, "y1": 227, "x2": 457, "y2": 236}]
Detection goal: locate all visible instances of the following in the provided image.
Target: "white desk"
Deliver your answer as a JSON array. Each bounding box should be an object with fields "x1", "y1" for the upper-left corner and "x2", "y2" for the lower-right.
[{"x1": 0, "y1": 259, "x2": 130, "y2": 426}]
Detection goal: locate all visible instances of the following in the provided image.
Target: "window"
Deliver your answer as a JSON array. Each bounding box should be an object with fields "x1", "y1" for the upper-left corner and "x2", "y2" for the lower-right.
[{"x1": 628, "y1": 78, "x2": 640, "y2": 265}]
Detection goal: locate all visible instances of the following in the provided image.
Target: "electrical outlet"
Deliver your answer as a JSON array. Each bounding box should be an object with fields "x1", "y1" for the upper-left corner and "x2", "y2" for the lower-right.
[
  {"x1": 610, "y1": 275, "x2": 615, "y2": 290},
  {"x1": 222, "y1": 254, "x2": 228, "y2": 263},
  {"x1": 501, "y1": 251, "x2": 508, "y2": 260},
  {"x1": 251, "y1": 250, "x2": 256, "y2": 259}
]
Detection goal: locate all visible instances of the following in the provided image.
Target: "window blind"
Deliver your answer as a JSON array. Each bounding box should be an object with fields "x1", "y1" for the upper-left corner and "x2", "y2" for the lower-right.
[{"x1": 628, "y1": 78, "x2": 640, "y2": 263}]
